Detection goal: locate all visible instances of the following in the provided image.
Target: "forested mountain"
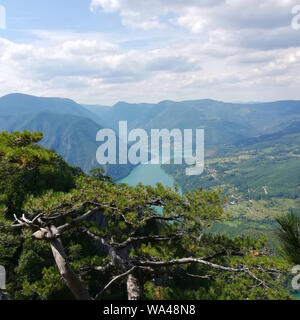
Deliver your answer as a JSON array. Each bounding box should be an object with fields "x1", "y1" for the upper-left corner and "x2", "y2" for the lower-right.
[
  {"x1": 1, "y1": 93, "x2": 300, "y2": 178},
  {"x1": 85, "y1": 98, "x2": 300, "y2": 249},
  {"x1": 1, "y1": 93, "x2": 299, "y2": 206},
  {"x1": 0, "y1": 94, "x2": 132, "y2": 179},
  {"x1": 0, "y1": 131, "x2": 292, "y2": 300},
  {"x1": 85, "y1": 99, "x2": 300, "y2": 147},
  {"x1": 0, "y1": 93, "x2": 105, "y2": 122},
  {"x1": 84, "y1": 101, "x2": 161, "y2": 131},
  {"x1": 162, "y1": 120, "x2": 300, "y2": 249},
  {"x1": 0, "y1": 94, "x2": 299, "y2": 300}
]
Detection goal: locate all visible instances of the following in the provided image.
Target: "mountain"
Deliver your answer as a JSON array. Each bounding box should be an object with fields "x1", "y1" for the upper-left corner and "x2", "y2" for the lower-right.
[
  {"x1": 0, "y1": 93, "x2": 105, "y2": 124},
  {"x1": 12, "y1": 112, "x2": 104, "y2": 171},
  {"x1": 85, "y1": 97, "x2": 300, "y2": 249},
  {"x1": 84, "y1": 101, "x2": 161, "y2": 131},
  {"x1": 81, "y1": 104, "x2": 112, "y2": 128},
  {"x1": 235, "y1": 120, "x2": 300, "y2": 146},
  {"x1": 2, "y1": 93, "x2": 300, "y2": 184},
  {"x1": 0, "y1": 94, "x2": 132, "y2": 179},
  {"x1": 0, "y1": 93, "x2": 85, "y2": 116},
  {"x1": 2, "y1": 93, "x2": 299, "y2": 251},
  {"x1": 85, "y1": 99, "x2": 300, "y2": 147},
  {"x1": 161, "y1": 120, "x2": 300, "y2": 249}
]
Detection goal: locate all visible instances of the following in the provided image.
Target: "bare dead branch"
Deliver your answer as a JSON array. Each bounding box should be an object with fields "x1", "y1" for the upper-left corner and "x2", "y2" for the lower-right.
[
  {"x1": 136, "y1": 257, "x2": 277, "y2": 290},
  {"x1": 94, "y1": 266, "x2": 137, "y2": 300},
  {"x1": 186, "y1": 273, "x2": 212, "y2": 280},
  {"x1": 136, "y1": 257, "x2": 242, "y2": 272}
]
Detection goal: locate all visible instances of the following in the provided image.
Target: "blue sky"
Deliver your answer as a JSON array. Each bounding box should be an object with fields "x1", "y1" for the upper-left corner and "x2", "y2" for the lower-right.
[
  {"x1": 1, "y1": 0, "x2": 123, "y2": 35},
  {"x1": 0, "y1": 0, "x2": 300, "y2": 105}
]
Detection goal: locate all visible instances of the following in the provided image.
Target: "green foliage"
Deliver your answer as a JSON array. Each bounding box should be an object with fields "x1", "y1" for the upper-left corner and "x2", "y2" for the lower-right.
[
  {"x1": 20, "y1": 176, "x2": 291, "y2": 300},
  {"x1": 21, "y1": 267, "x2": 66, "y2": 300},
  {"x1": 162, "y1": 127, "x2": 300, "y2": 251},
  {"x1": 143, "y1": 253, "x2": 291, "y2": 300},
  {"x1": 0, "y1": 130, "x2": 293, "y2": 300},
  {"x1": 0, "y1": 130, "x2": 80, "y2": 213},
  {"x1": 276, "y1": 211, "x2": 300, "y2": 265},
  {"x1": 89, "y1": 168, "x2": 113, "y2": 182}
]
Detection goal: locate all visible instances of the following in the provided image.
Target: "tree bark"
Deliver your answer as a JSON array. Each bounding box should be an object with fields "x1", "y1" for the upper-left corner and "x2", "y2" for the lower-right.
[
  {"x1": 49, "y1": 229, "x2": 92, "y2": 300},
  {"x1": 126, "y1": 273, "x2": 144, "y2": 300}
]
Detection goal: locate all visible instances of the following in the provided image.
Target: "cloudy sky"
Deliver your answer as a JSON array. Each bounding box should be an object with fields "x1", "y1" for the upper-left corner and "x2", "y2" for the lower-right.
[{"x1": 0, "y1": 0, "x2": 300, "y2": 105}]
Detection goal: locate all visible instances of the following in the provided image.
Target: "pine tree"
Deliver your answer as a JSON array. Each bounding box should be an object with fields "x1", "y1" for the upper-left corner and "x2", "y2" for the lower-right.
[{"x1": 0, "y1": 131, "x2": 292, "y2": 300}]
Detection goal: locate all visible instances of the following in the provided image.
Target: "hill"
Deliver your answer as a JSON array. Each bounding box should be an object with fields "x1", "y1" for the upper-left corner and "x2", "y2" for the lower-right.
[
  {"x1": 85, "y1": 99, "x2": 300, "y2": 147},
  {"x1": 0, "y1": 94, "x2": 132, "y2": 179},
  {"x1": 162, "y1": 121, "x2": 300, "y2": 249}
]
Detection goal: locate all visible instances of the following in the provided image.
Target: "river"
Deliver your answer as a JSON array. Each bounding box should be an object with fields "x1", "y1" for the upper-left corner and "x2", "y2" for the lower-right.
[
  {"x1": 118, "y1": 163, "x2": 300, "y2": 301},
  {"x1": 117, "y1": 149, "x2": 188, "y2": 189},
  {"x1": 118, "y1": 163, "x2": 177, "y2": 188}
]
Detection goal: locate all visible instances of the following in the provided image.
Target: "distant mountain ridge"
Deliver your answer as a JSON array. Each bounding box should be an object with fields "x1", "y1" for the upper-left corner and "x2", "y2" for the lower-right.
[
  {"x1": 1, "y1": 93, "x2": 300, "y2": 180},
  {"x1": 83, "y1": 96, "x2": 300, "y2": 250},
  {"x1": 84, "y1": 98, "x2": 300, "y2": 147},
  {"x1": 0, "y1": 93, "x2": 104, "y2": 124},
  {"x1": 0, "y1": 93, "x2": 132, "y2": 179}
]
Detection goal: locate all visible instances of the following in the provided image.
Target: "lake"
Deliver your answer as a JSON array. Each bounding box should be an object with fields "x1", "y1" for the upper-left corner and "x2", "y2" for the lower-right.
[
  {"x1": 117, "y1": 149, "x2": 192, "y2": 189},
  {"x1": 118, "y1": 164, "x2": 300, "y2": 301},
  {"x1": 118, "y1": 163, "x2": 177, "y2": 189}
]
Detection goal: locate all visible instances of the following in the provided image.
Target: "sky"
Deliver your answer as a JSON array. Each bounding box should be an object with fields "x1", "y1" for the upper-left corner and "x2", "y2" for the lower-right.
[{"x1": 0, "y1": 0, "x2": 300, "y2": 105}]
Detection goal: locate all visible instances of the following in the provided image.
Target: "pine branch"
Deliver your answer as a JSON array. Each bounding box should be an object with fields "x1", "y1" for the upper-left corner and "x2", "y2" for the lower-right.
[{"x1": 94, "y1": 266, "x2": 136, "y2": 300}]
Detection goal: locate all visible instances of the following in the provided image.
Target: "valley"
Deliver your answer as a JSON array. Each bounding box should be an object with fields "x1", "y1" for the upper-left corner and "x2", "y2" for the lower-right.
[
  {"x1": 1, "y1": 93, "x2": 300, "y2": 251},
  {"x1": 162, "y1": 124, "x2": 300, "y2": 250}
]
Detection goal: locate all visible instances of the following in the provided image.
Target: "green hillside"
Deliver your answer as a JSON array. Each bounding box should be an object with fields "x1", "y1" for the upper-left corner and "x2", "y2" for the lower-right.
[
  {"x1": 85, "y1": 99, "x2": 300, "y2": 242},
  {"x1": 0, "y1": 94, "x2": 132, "y2": 180},
  {"x1": 162, "y1": 122, "x2": 300, "y2": 250},
  {"x1": 86, "y1": 99, "x2": 300, "y2": 147}
]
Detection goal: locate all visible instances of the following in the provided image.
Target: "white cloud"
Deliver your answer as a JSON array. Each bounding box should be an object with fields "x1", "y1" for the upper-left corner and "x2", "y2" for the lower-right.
[
  {"x1": 176, "y1": 8, "x2": 209, "y2": 33},
  {"x1": 91, "y1": 0, "x2": 297, "y2": 31},
  {"x1": 90, "y1": 0, "x2": 120, "y2": 12},
  {"x1": 1, "y1": 1, "x2": 300, "y2": 104},
  {"x1": 0, "y1": 34, "x2": 203, "y2": 103},
  {"x1": 90, "y1": 0, "x2": 299, "y2": 51},
  {"x1": 90, "y1": 0, "x2": 224, "y2": 29},
  {"x1": 1, "y1": 30, "x2": 300, "y2": 105}
]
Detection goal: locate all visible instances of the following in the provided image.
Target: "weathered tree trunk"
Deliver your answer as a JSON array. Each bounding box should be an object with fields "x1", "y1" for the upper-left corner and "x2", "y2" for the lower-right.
[
  {"x1": 127, "y1": 273, "x2": 144, "y2": 300},
  {"x1": 49, "y1": 231, "x2": 92, "y2": 300}
]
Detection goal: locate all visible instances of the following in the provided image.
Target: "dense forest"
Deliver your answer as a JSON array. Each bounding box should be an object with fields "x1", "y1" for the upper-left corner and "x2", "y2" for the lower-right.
[{"x1": 0, "y1": 131, "x2": 297, "y2": 300}]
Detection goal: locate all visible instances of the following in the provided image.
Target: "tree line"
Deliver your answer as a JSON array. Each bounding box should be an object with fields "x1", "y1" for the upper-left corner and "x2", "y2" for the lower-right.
[{"x1": 0, "y1": 131, "x2": 298, "y2": 300}]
